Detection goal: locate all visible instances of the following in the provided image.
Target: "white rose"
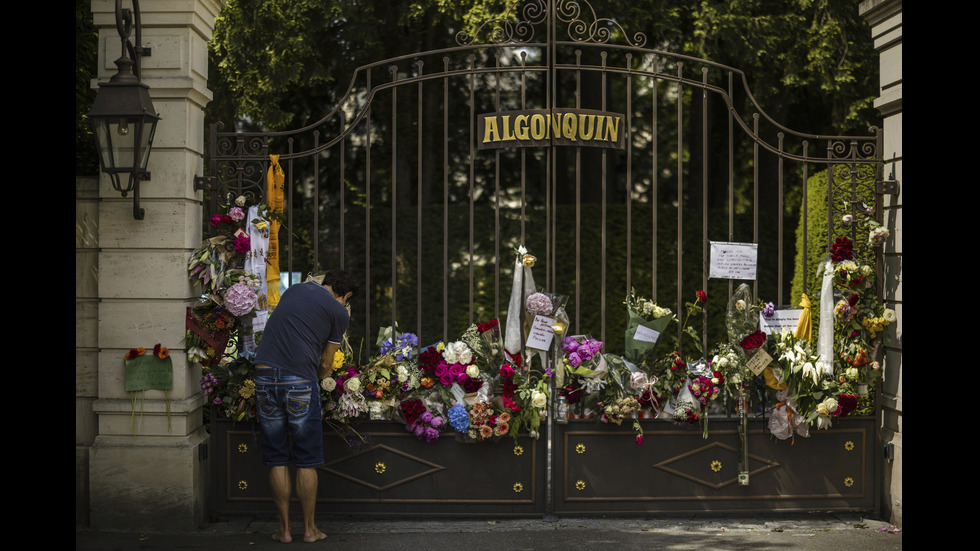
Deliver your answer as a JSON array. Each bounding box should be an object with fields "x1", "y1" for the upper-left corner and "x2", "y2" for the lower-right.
[
  {"x1": 344, "y1": 377, "x2": 361, "y2": 393},
  {"x1": 321, "y1": 378, "x2": 336, "y2": 392},
  {"x1": 444, "y1": 341, "x2": 472, "y2": 365},
  {"x1": 466, "y1": 365, "x2": 480, "y2": 378},
  {"x1": 531, "y1": 390, "x2": 547, "y2": 408},
  {"x1": 845, "y1": 367, "x2": 859, "y2": 380},
  {"x1": 736, "y1": 299, "x2": 746, "y2": 311},
  {"x1": 235, "y1": 195, "x2": 246, "y2": 206},
  {"x1": 396, "y1": 365, "x2": 409, "y2": 383},
  {"x1": 882, "y1": 308, "x2": 897, "y2": 323}
]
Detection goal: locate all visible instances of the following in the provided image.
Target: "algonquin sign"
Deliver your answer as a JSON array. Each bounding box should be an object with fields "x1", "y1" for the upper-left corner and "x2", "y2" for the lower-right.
[{"x1": 477, "y1": 108, "x2": 626, "y2": 150}]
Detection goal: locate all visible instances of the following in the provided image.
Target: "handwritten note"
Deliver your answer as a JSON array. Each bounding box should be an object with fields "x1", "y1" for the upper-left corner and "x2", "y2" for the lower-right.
[
  {"x1": 759, "y1": 309, "x2": 803, "y2": 335},
  {"x1": 526, "y1": 315, "x2": 555, "y2": 350},
  {"x1": 709, "y1": 241, "x2": 758, "y2": 280},
  {"x1": 746, "y1": 348, "x2": 773, "y2": 376}
]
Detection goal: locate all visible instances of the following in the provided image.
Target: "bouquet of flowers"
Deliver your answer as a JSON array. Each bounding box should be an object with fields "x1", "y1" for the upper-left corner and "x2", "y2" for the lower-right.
[
  {"x1": 623, "y1": 288, "x2": 674, "y2": 365},
  {"x1": 464, "y1": 318, "x2": 505, "y2": 369},
  {"x1": 400, "y1": 398, "x2": 446, "y2": 443},
  {"x1": 202, "y1": 357, "x2": 257, "y2": 422},
  {"x1": 325, "y1": 364, "x2": 369, "y2": 421},
  {"x1": 828, "y1": 253, "x2": 894, "y2": 392}
]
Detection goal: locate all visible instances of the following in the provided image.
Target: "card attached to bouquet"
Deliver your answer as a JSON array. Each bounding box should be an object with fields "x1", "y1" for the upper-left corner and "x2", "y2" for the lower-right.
[
  {"x1": 526, "y1": 315, "x2": 555, "y2": 349},
  {"x1": 746, "y1": 348, "x2": 773, "y2": 376},
  {"x1": 633, "y1": 324, "x2": 661, "y2": 343}
]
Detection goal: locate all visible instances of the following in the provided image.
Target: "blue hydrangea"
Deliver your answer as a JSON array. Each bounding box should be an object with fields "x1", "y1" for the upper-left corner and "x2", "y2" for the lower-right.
[{"x1": 448, "y1": 404, "x2": 470, "y2": 433}]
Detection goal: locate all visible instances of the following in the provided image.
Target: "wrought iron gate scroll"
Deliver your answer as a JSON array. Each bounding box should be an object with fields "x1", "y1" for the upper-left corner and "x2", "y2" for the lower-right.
[{"x1": 205, "y1": 0, "x2": 885, "y2": 517}]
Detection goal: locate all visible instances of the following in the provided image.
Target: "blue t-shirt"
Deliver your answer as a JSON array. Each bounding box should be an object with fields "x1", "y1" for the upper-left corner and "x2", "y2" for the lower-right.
[{"x1": 254, "y1": 281, "x2": 349, "y2": 381}]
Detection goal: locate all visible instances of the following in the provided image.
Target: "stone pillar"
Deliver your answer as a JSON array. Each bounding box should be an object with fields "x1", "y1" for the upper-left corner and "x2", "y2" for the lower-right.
[
  {"x1": 859, "y1": 0, "x2": 902, "y2": 528},
  {"x1": 85, "y1": 0, "x2": 221, "y2": 531}
]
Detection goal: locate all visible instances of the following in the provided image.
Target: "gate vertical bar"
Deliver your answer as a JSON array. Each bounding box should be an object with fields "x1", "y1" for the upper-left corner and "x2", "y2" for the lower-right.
[
  {"x1": 365, "y1": 68, "x2": 372, "y2": 355},
  {"x1": 675, "y1": 63, "x2": 683, "y2": 344},
  {"x1": 391, "y1": 65, "x2": 398, "y2": 330},
  {"x1": 417, "y1": 60, "x2": 424, "y2": 343},
  {"x1": 443, "y1": 58, "x2": 449, "y2": 341},
  {"x1": 313, "y1": 131, "x2": 320, "y2": 271},
  {"x1": 340, "y1": 112, "x2": 346, "y2": 270},
  {"x1": 700, "y1": 68, "x2": 708, "y2": 355},
  {"x1": 625, "y1": 54, "x2": 633, "y2": 297}
]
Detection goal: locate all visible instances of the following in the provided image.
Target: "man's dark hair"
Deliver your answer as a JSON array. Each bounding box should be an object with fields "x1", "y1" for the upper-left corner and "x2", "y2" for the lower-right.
[{"x1": 321, "y1": 270, "x2": 359, "y2": 298}]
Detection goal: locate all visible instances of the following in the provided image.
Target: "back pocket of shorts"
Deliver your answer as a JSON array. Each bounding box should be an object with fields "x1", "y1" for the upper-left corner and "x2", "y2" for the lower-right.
[
  {"x1": 256, "y1": 388, "x2": 279, "y2": 417},
  {"x1": 286, "y1": 388, "x2": 311, "y2": 417}
]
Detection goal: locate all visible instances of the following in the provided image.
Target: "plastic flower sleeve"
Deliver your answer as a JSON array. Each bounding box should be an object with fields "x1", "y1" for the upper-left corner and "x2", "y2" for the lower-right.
[{"x1": 725, "y1": 283, "x2": 757, "y2": 346}]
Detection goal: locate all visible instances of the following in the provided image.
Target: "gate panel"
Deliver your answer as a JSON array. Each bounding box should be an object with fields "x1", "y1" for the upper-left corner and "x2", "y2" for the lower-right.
[{"x1": 205, "y1": 0, "x2": 884, "y2": 517}]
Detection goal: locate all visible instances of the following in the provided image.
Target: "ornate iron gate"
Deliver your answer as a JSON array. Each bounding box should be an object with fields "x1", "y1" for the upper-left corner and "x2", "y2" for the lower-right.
[{"x1": 204, "y1": 0, "x2": 884, "y2": 517}]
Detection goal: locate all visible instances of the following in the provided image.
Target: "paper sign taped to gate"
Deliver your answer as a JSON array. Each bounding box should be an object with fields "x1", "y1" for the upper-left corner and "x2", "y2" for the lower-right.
[{"x1": 709, "y1": 241, "x2": 758, "y2": 280}]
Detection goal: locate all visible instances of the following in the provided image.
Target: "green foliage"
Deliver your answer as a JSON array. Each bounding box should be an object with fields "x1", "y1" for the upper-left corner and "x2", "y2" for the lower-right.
[
  {"x1": 791, "y1": 169, "x2": 830, "y2": 307},
  {"x1": 76, "y1": 0, "x2": 99, "y2": 176}
]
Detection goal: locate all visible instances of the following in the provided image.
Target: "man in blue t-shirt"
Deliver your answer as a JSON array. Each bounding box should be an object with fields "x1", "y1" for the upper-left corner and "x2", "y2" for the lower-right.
[{"x1": 253, "y1": 269, "x2": 357, "y2": 543}]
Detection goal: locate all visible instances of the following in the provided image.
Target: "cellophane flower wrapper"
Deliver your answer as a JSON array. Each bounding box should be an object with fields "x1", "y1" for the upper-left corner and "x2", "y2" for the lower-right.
[
  {"x1": 725, "y1": 283, "x2": 758, "y2": 353},
  {"x1": 624, "y1": 310, "x2": 674, "y2": 365},
  {"x1": 768, "y1": 388, "x2": 810, "y2": 440}
]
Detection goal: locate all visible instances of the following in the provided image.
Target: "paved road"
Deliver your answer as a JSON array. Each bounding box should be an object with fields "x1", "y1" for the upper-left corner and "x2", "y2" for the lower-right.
[{"x1": 77, "y1": 513, "x2": 902, "y2": 550}]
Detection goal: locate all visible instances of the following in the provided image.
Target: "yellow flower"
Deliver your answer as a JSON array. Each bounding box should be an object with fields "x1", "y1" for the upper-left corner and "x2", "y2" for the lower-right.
[
  {"x1": 239, "y1": 379, "x2": 256, "y2": 399},
  {"x1": 255, "y1": 220, "x2": 269, "y2": 231},
  {"x1": 332, "y1": 350, "x2": 344, "y2": 371}
]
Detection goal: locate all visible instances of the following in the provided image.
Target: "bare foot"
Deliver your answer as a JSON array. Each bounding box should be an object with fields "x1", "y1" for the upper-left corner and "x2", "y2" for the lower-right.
[
  {"x1": 272, "y1": 531, "x2": 293, "y2": 543},
  {"x1": 303, "y1": 529, "x2": 328, "y2": 543}
]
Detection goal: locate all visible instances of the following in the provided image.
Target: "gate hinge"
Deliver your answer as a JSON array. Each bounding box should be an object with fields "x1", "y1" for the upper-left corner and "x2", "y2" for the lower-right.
[
  {"x1": 877, "y1": 154, "x2": 900, "y2": 196},
  {"x1": 194, "y1": 175, "x2": 218, "y2": 193},
  {"x1": 877, "y1": 178, "x2": 899, "y2": 196}
]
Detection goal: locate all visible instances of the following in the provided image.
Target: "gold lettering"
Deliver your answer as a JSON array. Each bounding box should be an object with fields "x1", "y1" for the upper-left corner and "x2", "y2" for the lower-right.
[
  {"x1": 514, "y1": 115, "x2": 529, "y2": 140},
  {"x1": 578, "y1": 114, "x2": 595, "y2": 140},
  {"x1": 604, "y1": 116, "x2": 620, "y2": 143},
  {"x1": 501, "y1": 115, "x2": 515, "y2": 141},
  {"x1": 562, "y1": 112, "x2": 577, "y2": 141},
  {"x1": 595, "y1": 116, "x2": 605, "y2": 141},
  {"x1": 550, "y1": 113, "x2": 562, "y2": 139},
  {"x1": 530, "y1": 114, "x2": 547, "y2": 140},
  {"x1": 483, "y1": 116, "x2": 500, "y2": 143}
]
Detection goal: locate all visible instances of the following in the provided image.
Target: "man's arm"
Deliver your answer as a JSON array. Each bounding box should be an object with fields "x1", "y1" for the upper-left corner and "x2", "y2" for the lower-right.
[{"x1": 318, "y1": 341, "x2": 342, "y2": 380}]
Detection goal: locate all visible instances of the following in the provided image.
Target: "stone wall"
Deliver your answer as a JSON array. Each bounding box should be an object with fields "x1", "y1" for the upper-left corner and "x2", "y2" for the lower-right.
[
  {"x1": 78, "y1": 0, "x2": 221, "y2": 531},
  {"x1": 860, "y1": 0, "x2": 902, "y2": 528}
]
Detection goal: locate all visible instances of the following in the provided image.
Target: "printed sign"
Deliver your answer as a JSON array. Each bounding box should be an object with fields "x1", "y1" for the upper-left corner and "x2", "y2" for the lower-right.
[
  {"x1": 709, "y1": 241, "x2": 758, "y2": 280},
  {"x1": 526, "y1": 315, "x2": 556, "y2": 350},
  {"x1": 759, "y1": 309, "x2": 803, "y2": 335},
  {"x1": 633, "y1": 324, "x2": 661, "y2": 343}
]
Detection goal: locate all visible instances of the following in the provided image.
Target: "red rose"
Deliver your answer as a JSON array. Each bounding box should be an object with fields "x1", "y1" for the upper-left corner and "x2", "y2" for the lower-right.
[{"x1": 696, "y1": 290, "x2": 707, "y2": 303}]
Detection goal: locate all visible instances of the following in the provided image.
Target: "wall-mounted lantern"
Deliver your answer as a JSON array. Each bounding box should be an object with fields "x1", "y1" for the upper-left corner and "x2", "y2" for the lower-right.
[{"x1": 88, "y1": 0, "x2": 159, "y2": 220}]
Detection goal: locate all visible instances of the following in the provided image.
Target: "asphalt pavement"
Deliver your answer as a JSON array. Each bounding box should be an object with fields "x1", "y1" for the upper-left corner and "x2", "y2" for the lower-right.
[{"x1": 76, "y1": 513, "x2": 902, "y2": 550}]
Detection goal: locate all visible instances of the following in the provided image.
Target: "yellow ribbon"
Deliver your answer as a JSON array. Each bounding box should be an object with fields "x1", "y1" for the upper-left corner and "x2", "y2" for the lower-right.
[
  {"x1": 266, "y1": 155, "x2": 285, "y2": 310},
  {"x1": 794, "y1": 293, "x2": 813, "y2": 343},
  {"x1": 763, "y1": 366, "x2": 787, "y2": 390}
]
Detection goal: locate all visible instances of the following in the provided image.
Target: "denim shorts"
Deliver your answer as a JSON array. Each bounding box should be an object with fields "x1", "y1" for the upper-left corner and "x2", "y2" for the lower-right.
[{"x1": 254, "y1": 367, "x2": 324, "y2": 468}]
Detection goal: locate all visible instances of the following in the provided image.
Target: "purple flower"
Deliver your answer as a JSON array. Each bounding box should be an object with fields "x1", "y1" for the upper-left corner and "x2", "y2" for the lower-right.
[
  {"x1": 762, "y1": 302, "x2": 775, "y2": 318},
  {"x1": 424, "y1": 427, "x2": 440, "y2": 442},
  {"x1": 421, "y1": 411, "x2": 434, "y2": 424},
  {"x1": 562, "y1": 337, "x2": 579, "y2": 354},
  {"x1": 567, "y1": 352, "x2": 582, "y2": 368},
  {"x1": 439, "y1": 373, "x2": 454, "y2": 386},
  {"x1": 430, "y1": 416, "x2": 444, "y2": 428}
]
